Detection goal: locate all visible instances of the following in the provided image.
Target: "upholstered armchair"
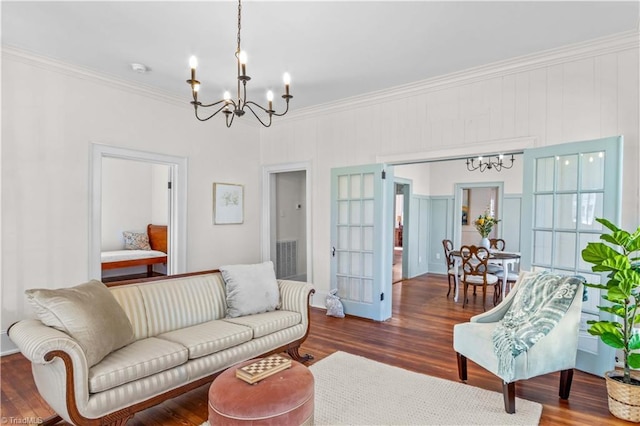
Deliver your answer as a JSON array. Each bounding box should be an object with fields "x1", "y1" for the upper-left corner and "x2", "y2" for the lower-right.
[{"x1": 453, "y1": 271, "x2": 585, "y2": 413}]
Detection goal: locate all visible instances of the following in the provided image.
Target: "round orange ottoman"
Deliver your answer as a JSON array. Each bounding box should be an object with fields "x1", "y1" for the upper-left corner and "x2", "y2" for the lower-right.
[{"x1": 208, "y1": 358, "x2": 314, "y2": 425}]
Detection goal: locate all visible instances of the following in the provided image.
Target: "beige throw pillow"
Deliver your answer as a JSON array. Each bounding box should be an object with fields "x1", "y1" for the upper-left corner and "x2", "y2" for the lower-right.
[
  {"x1": 220, "y1": 261, "x2": 280, "y2": 318},
  {"x1": 25, "y1": 280, "x2": 135, "y2": 367}
]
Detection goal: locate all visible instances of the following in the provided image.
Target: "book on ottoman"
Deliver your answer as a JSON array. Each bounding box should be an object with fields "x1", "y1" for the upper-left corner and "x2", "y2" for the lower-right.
[{"x1": 235, "y1": 354, "x2": 292, "y2": 384}]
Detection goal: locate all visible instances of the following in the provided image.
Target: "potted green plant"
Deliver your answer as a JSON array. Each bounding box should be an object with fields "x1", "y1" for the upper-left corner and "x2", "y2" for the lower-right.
[{"x1": 581, "y1": 218, "x2": 640, "y2": 422}]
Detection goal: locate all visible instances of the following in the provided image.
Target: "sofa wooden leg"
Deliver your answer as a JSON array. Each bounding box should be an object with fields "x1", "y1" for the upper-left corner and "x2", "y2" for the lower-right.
[
  {"x1": 456, "y1": 353, "x2": 467, "y2": 381},
  {"x1": 41, "y1": 415, "x2": 63, "y2": 426},
  {"x1": 287, "y1": 346, "x2": 314, "y2": 363},
  {"x1": 502, "y1": 381, "x2": 516, "y2": 414},
  {"x1": 559, "y1": 369, "x2": 574, "y2": 399}
]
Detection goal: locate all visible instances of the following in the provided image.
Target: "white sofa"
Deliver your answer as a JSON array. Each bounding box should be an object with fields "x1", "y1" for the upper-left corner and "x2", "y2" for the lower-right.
[{"x1": 8, "y1": 270, "x2": 315, "y2": 425}]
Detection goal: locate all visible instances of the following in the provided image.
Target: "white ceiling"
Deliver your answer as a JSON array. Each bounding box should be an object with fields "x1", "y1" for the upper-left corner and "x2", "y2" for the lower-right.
[{"x1": 2, "y1": 1, "x2": 638, "y2": 111}]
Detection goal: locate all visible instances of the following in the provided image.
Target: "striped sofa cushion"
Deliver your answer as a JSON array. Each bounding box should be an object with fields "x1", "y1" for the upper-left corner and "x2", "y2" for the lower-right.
[
  {"x1": 158, "y1": 320, "x2": 253, "y2": 359},
  {"x1": 88, "y1": 337, "x2": 188, "y2": 393},
  {"x1": 110, "y1": 286, "x2": 148, "y2": 340},
  {"x1": 138, "y1": 273, "x2": 227, "y2": 336},
  {"x1": 223, "y1": 310, "x2": 302, "y2": 338}
]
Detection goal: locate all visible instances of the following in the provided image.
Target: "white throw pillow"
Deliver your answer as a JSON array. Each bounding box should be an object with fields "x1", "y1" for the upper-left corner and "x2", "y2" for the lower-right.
[
  {"x1": 25, "y1": 280, "x2": 135, "y2": 367},
  {"x1": 220, "y1": 261, "x2": 280, "y2": 318}
]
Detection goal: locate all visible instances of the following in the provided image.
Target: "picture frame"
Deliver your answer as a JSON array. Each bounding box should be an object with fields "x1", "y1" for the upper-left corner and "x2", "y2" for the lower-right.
[{"x1": 213, "y1": 183, "x2": 244, "y2": 225}]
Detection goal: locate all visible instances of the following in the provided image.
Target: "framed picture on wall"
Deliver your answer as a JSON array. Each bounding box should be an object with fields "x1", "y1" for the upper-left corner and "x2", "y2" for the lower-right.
[{"x1": 213, "y1": 183, "x2": 244, "y2": 224}]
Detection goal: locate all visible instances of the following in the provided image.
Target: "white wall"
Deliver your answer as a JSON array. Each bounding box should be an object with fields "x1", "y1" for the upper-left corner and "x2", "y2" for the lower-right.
[
  {"x1": 102, "y1": 158, "x2": 154, "y2": 250},
  {"x1": 260, "y1": 32, "x2": 640, "y2": 304},
  {"x1": 1, "y1": 50, "x2": 262, "y2": 353}
]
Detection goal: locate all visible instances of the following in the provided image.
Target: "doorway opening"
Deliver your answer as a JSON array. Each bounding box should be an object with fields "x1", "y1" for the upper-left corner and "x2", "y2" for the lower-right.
[
  {"x1": 262, "y1": 162, "x2": 312, "y2": 283},
  {"x1": 454, "y1": 182, "x2": 504, "y2": 249},
  {"x1": 393, "y1": 182, "x2": 410, "y2": 283},
  {"x1": 89, "y1": 144, "x2": 187, "y2": 281},
  {"x1": 100, "y1": 157, "x2": 171, "y2": 282}
]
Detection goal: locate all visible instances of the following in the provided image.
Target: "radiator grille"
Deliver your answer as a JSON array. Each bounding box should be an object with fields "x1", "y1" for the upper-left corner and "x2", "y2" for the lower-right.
[{"x1": 276, "y1": 240, "x2": 297, "y2": 279}]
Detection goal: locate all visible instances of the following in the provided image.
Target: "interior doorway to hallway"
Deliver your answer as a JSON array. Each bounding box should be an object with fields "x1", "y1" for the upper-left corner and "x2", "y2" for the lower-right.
[{"x1": 262, "y1": 162, "x2": 313, "y2": 283}]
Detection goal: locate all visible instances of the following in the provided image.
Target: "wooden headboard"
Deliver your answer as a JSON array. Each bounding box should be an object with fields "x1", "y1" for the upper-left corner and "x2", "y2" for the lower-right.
[{"x1": 148, "y1": 224, "x2": 167, "y2": 253}]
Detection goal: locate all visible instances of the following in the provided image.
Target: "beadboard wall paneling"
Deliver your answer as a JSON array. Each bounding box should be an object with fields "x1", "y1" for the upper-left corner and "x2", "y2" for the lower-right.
[{"x1": 259, "y1": 33, "x2": 639, "y2": 300}]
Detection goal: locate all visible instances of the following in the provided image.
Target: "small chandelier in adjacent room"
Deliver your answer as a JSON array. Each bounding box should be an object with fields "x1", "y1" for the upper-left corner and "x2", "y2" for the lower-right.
[
  {"x1": 186, "y1": 0, "x2": 292, "y2": 128},
  {"x1": 466, "y1": 154, "x2": 515, "y2": 172}
]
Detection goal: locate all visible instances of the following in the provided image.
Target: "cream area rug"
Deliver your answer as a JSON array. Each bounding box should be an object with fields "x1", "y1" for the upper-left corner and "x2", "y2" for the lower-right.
[
  {"x1": 202, "y1": 351, "x2": 542, "y2": 425},
  {"x1": 310, "y1": 351, "x2": 541, "y2": 425}
]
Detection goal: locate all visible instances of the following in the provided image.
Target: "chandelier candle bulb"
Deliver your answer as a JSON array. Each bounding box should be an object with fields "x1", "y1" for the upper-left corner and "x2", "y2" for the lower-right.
[
  {"x1": 239, "y1": 51, "x2": 247, "y2": 77},
  {"x1": 283, "y1": 72, "x2": 291, "y2": 96},
  {"x1": 267, "y1": 90, "x2": 274, "y2": 112}
]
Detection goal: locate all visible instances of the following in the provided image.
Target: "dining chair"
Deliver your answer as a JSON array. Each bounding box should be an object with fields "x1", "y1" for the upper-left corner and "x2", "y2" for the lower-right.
[
  {"x1": 489, "y1": 238, "x2": 506, "y2": 251},
  {"x1": 453, "y1": 271, "x2": 585, "y2": 413},
  {"x1": 442, "y1": 239, "x2": 457, "y2": 298},
  {"x1": 495, "y1": 260, "x2": 520, "y2": 297},
  {"x1": 460, "y1": 245, "x2": 499, "y2": 310}
]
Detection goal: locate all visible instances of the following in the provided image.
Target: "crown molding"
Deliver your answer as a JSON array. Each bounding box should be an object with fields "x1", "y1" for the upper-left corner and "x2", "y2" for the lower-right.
[
  {"x1": 1, "y1": 45, "x2": 261, "y2": 129},
  {"x1": 283, "y1": 30, "x2": 640, "y2": 123},
  {"x1": 2, "y1": 45, "x2": 188, "y2": 107}
]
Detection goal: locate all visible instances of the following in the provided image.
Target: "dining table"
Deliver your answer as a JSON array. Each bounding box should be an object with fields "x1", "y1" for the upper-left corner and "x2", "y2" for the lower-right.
[{"x1": 450, "y1": 249, "x2": 521, "y2": 303}]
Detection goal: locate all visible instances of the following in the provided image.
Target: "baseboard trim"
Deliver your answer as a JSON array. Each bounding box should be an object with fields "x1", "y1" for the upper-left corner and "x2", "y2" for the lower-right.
[{"x1": 1, "y1": 330, "x2": 19, "y2": 356}]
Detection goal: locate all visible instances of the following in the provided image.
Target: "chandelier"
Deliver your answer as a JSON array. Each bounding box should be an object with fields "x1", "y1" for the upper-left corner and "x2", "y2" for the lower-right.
[
  {"x1": 466, "y1": 154, "x2": 515, "y2": 172},
  {"x1": 186, "y1": 0, "x2": 292, "y2": 128}
]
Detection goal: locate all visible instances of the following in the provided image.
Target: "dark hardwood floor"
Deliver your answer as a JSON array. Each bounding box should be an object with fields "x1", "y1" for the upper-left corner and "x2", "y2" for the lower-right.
[{"x1": 1, "y1": 273, "x2": 625, "y2": 425}]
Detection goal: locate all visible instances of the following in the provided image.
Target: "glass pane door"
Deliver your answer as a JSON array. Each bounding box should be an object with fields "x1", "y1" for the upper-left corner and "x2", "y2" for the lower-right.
[
  {"x1": 331, "y1": 164, "x2": 393, "y2": 321},
  {"x1": 521, "y1": 136, "x2": 623, "y2": 377}
]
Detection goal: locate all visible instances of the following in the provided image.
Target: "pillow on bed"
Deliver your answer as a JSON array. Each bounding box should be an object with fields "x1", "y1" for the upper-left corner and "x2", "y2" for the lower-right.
[
  {"x1": 220, "y1": 261, "x2": 280, "y2": 318},
  {"x1": 123, "y1": 231, "x2": 151, "y2": 250},
  {"x1": 25, "y1": 280, "x2": 135, "y2": 367}
]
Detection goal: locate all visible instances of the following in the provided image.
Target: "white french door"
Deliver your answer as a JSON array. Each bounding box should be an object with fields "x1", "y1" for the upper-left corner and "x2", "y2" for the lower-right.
[
  {"x1": 520, "y1": 136, "x2": 623, "y2": 377},
  {"x1": 330, "y1": 164, "x2": 394, "y2": 321}
]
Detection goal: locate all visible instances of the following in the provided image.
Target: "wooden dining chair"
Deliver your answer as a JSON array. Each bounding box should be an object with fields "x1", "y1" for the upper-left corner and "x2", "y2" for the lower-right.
[
  {"x1": 489, "y1": 238, "x2": 506, "y2": 251},
  {"x1": 488, "y1": 238, "x2": 519, "y2": 297},
  {"x1": 487, "y1": 238, "x2": 507, "y2": 275},
  {"x1": 442, "y1": 239, "x2": 458, "y2": 298},
  {"x1": 460, "y1": 245, "x2": 500, "y2": 310}
]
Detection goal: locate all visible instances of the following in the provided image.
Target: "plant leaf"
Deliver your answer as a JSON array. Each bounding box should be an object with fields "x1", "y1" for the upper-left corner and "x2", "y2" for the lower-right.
[
  {"x1": 628, "y1": 353, "x2": 640, "y2": 369},
  {"x1": 607, "y1": 286, "x2": 630, "y2": 303},
  {"x1": 582, "y1": 242, "x2": 621, "y2": 271},
  {"x1": 588, "y1": 321, "x2": 624, "y2": 340},
  {"x1": 584, "y1": 282, "x2": 609, "y2": 290},
  {"x1": 601, "y1": 231, "x2": 631, "y2": 247},
  {"x1": 601, "y1": 332, "x2": 625, "y2": 349},
  {"x1": 596, "y1": 218, "x2": 621, "y2": 233},
  {"x1": 599, "y1": 305, "x2": 627, "y2": 317},
  {"x1": 628, "y1": 334, "x2": 640, "y2": 350},
  {"x1": 615, "y1": 269, "x2": 640, "y2": 297}
]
